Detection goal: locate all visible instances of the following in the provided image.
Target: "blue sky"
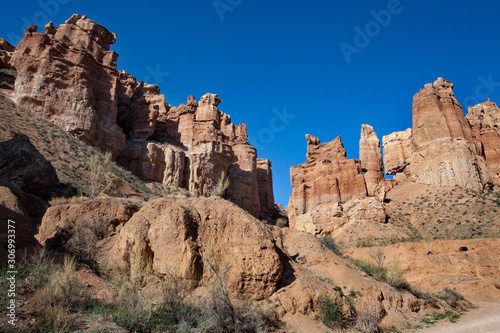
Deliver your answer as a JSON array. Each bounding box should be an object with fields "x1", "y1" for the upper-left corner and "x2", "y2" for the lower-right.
[{"x1": 2, "y1": 0, "x2": 500, "y2": 206}]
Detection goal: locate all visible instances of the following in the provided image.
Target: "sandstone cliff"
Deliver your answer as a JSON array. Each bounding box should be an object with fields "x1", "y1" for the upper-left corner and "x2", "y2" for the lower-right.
[
  {"x1": 287, "y1": 133, "x2": 386, "y2": 236},
  {"x1": 7, "y1": 14, "x2": 273, "y2": 219},
  {"x1": 466, "y1": 99, "x2": 500, "y2": 184}
]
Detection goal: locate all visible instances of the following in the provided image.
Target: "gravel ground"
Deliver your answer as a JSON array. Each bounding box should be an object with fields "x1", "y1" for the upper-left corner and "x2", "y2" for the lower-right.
[{"x1": 419, "y1": 302, "x2": 500, "y2": 333}]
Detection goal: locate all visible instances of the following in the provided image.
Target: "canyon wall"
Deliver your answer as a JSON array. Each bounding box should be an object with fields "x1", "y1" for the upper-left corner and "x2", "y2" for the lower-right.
[{"x1": 6, "y1": 14, "x2": 273, "y2": 219}]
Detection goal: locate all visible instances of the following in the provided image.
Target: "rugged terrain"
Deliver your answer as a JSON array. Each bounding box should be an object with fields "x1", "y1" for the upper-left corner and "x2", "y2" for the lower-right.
[{"x1": 1, "y1": 13, "x2": 500, "y2": 333}]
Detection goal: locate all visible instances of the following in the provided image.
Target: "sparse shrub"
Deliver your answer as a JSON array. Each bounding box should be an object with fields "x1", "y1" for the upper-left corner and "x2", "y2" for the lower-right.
[
  {"x1": 356, "y1": 235, "x2": 377, "y2": 248},
  {"x1": 355, "y1": 307, "x2": 380, "y2": 333},
  {"x1": 88, "y1": 151, "x2": 112, "y2": 198},
  {"x1": 385, "y1": 260, "x2": 410, "y2": 290},
  {"x1": 65, "y1": 215, "x2": 110, "y2": 265},
  {"x1": 422, "y1": 233, "x2": 433, "y2": 242},
  {"x1": 31, "y1": 255, "x2": 83, "y2": 332},
  {"x1": 369, "y1": 247, "x2": 385, "y2": 267},
  {"x1": 275, "y1": 217, "x2": 288, "y2": 228},
  {"x1": 316, "y1": 294, "x2": 344, "y2": 329},
  {"x1": 320, "y1": 234, "x2": 342, "y2": 256},
  {"x1": 209, "y1": 171, "x2": 230, "y2": 197},
  {"x1": 49, "y1": 195, "x2": 89, "y2": 206}
]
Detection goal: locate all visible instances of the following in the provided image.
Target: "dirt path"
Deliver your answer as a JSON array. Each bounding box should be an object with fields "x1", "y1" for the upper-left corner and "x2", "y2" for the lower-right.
[{"x1": 419, "y1": 302, "x2": 500, "y2": 333}]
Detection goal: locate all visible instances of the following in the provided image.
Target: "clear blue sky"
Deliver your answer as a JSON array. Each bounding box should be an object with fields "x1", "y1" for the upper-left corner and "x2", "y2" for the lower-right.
[{"x1": 2, "y1": 0, "x2": 500, "y2": 206}]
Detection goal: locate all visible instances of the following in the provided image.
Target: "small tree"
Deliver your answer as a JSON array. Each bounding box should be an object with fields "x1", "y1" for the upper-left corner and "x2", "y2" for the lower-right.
[{"x1": 88, "y1": 151, "x2": 112, "y2": 198}]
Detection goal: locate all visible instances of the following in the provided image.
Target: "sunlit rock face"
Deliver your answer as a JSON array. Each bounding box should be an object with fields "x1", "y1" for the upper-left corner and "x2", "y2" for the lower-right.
[{"x1": 9, "y1": 14, "x2": 273, "y2": 218}]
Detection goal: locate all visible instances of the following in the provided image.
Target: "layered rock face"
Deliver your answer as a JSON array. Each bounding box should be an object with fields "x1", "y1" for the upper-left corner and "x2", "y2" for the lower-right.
[
  {"x1": 466, "y1": 99, "x2": 500, "y2": 183},
  {"x1": 287, "y1": 134, "x2": 387, "y2": 234},
  {"x1": 0, "y1": 38, "x2": 14, "y2": 69},
  {"x1": 382, "y1": 78, "x2": 495, "y2": 190},
  {"x1": 409, "y1": 78, "x2": 491, "y2": 190},
  {"x1": 7, "y1": 14, "x2": 273, "y2": 219},
  {"x1": 382, "y1": 128, "x2": 412, "y2": 181},
  {"x1": 11, "y1": 15, "x2": 126, "y2": 156},
  {"x1": 359, "y1": 124, "x2": 385, "y2": 197}
]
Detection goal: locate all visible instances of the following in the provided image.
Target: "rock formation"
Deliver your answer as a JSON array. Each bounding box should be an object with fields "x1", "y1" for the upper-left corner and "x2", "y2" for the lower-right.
[
  {"x1": 287, "y1": 134, "x2": 386, "y2": 235},
  {"x1": 11, "y1": 14, "x2": 126, "y2": 157},
  {"x1": 382, "y1": 78, "x2": 496, "y2": 191},
  {"x1": 466, "y1": 99, "x2": 500, "y2": 183},
  {"x1": 38, "y1": 197, "x2": 283, "y2": 300},
  {"x1": 0, "y1": 38, "x2": 14, "y2": 69},
  {"x1": 409, "y1": 77, "x2": 491, "y2": 190},
  {"x1": 7, "y1": 14, "x2": 273, "y2": 219},
  {"x1": 359, "y1": 124, "x2": 385, "y2": 197},
  {"x1": 0, "y1": 134, "x2": 59, "y2": 196},
  {"x1": 382, "y1": 128, "x2": 412, "y2": 181}
]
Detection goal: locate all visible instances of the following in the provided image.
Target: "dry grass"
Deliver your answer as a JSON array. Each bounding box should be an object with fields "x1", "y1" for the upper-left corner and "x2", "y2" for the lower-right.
[
  {"x1": 31, "y1": 255, "x2": 84, "y2": 333},
  {"x1": 48, "y1": 195, "x2": 90, "y2": 206},
  {"x1": 209, "y1": 171, "x2": 230, "y2": 197}
]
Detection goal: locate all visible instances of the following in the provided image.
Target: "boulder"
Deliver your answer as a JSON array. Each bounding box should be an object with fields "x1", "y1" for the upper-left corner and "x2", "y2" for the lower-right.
[
  {"x1": 0, "y1": 134, "x2": 59, "y2": 196},
  {"x1": 112, "y1": 197, "x2": 283, "y2": 300}
]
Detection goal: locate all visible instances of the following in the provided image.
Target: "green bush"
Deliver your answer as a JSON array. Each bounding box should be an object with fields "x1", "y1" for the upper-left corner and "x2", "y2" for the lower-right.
[{"x1": 316, "y1": 294, "x2": 344, "y2": 328}]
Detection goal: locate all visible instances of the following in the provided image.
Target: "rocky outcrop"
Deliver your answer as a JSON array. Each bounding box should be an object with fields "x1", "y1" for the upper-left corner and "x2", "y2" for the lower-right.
[
  {"x1": 7, "y1": 14, "x2": 273, "y2": 219},
  {"x1": 0, "y1": 134, "x2": 59, "y2": 196},
  {"x1": 0, "y1": 186, "x2": 39, "y2": 262},
  {"x1": 288, "y1": 134, "x2": 388, "y2": 235},
  {"x1": 11, "y1": 14, "x2": 126, "y2": 156},
  {"x1": 382, "y1": 128, "x2": 412, "y2": 181},
  {"x1": 359, "y1": 124, "x2": 385, "y2": 197},
  {"x1": 257, "y1": 158, "x2": 274, "y2": 220},
  {"x1": 0, "y1": 38, "x2": 14, "y2": 69},
  {"x1": 466, "y1": 99, "x2": 500, "y2": 183},
  {"x1": 37, "y1": 198, "x2": 283, "y2": 300},
  {"x1": 410, "y1": 78, "x2": 491, "y2": 190}
]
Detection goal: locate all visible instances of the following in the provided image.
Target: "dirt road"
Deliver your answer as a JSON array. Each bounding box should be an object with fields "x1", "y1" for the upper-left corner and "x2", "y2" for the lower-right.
[{"x1": 419, "y1": 302, "x2": 500, "y2": 333}]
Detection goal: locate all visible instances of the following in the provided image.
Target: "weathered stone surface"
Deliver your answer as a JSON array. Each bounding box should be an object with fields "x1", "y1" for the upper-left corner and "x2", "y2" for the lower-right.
[
  {"x1": 344, "y1": 238, "x2": 500, "y2": 302},
  {"x1": 287, "y1": 135, "x2": 367, "y2": 231},
  {"x1": 0, "y1": 134, "x2": 59, "y2": 196},
  {"x1": 359, "y1": 124, "x2": 384, "y2": 197},
  {"x1": 343, "y1": 197, "x2": 386, "y2": 224},
  {"x1": 410, "y1": 78, "x2": 491, "y2": 190},
  {"x1": 382, "y1": 128, "x2": 412, "y2": 180},
  {"x1": 11, "y1": 14, "x2": 126, "y2": 156},
  {"x1": 466, "y1": 99, "x2": 500, "y2": 184},
  {"x1": 112, "y1": 197, "x2": 283, "y2": 300},
  {"x1": 257, "y1": 158, "x2": 274, "y2": 220},
  {"x1": 0, "y1": 186, "x2": 38, "y2": 262},
  {"x1": 0, "y1": 38, "x2": 14, "y2": 69},
  {"x1": 36, "y1": 199, "x2": 140, "y2": 247},
  {"x1": 8, "y1": 14, "x2": 274, "y2": 218}
]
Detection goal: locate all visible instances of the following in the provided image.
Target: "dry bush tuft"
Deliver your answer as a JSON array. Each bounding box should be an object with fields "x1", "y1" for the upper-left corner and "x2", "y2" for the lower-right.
[
  {"x1": 355, "y1": 307, "x2": 380, "y2": 333},
  {"x1": 209, "y1": 171, "x2": 230, "y2": 197}
]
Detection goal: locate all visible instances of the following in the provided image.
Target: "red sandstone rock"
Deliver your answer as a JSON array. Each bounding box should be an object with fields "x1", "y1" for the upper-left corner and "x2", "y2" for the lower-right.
[
  {"x1": 257, "y1": 158, "x2": 274, "y2": 220},
  {"x1": 0, "y1": 38, "x2": 14, "y2": 69},
  {"x1": 359, "y1": 124, "x2": 385, "y2": 197},
  {"x1": 287, "y1": 135, "x2": 367, "y2": 231},
  {"x1": 8, "y1": 14, "x2": 273, "y2": 219},
  {"x1": 382, "y1": 128, "x2": 412, "y2": 181},
  {"x1": 410, "y1": 78, "x2": 491, "y2": 190},
  {"x1": 466, "y1": 99, "x2": 500, "y2": 184},
  {"x1": 112, "y1": 197, "x2": 283, "y2": 300},
  {"x1": 11, "y1": 14, "x2": 126, "y2": 156},
  {"x1": 0, "y1": 134, "x2": 59, "y2": 196}
]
